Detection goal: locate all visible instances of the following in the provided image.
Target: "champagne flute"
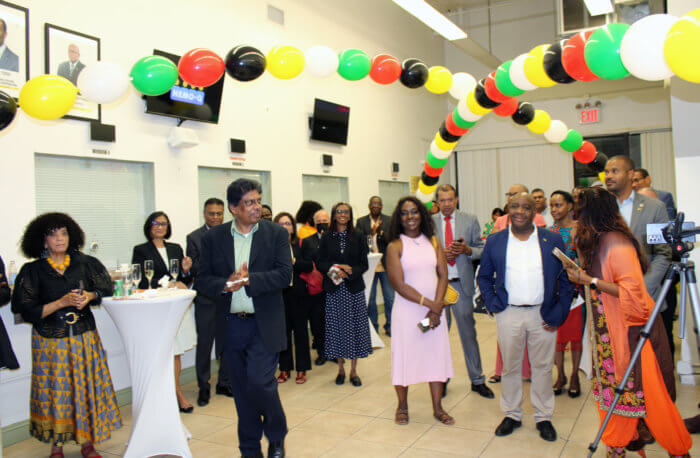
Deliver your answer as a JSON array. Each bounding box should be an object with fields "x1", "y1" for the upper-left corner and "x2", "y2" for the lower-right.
[
  {"x1": 169, "y1": 259, "x2": 179, "y2": 289},
  {"x1": 144, "y1": 260, "x2": 154, "y2": 290},
  {"x1": 132, "y1": 264, "x2": 142, "y2": 291},
  {"x1": 123, "y1": 270, "x2": 133, "y2": 296}
]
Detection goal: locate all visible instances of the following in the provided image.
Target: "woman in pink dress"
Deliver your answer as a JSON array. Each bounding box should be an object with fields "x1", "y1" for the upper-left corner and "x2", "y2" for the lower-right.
[{"x1": 385, "y1": 196, "x2": 454, "y2": 426}]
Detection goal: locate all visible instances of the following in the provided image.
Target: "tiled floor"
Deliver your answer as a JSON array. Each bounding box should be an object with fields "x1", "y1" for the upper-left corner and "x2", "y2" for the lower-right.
[{"x1": 4, "y1": 313, "x2": 698, "y2": 457}]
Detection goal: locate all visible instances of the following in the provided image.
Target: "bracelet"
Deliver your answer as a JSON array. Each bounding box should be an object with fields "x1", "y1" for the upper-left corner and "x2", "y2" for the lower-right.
[{"x1": 419, "y1": 295, "x2": 425, "y2": 306}]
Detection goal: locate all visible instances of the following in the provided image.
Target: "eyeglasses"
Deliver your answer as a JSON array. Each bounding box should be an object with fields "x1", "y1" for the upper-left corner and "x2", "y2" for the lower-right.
[
  {"x1": 151, "y1": 221, "x2": 168, "y2": 227},
  {"x1": 335, "y1": 209, "x2": 350, "y2": 215},
  {"x1": 278, "y1": 221, "x2": 293, "y2": 226},
  {"x1": 241, "y1": 198, "x2": 262, "y2": 208}
]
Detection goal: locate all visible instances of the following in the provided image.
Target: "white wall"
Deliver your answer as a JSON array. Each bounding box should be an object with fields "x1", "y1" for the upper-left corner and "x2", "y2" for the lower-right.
[{"x1": 0, "y1": 0, "x2": 447, "y2": 427}]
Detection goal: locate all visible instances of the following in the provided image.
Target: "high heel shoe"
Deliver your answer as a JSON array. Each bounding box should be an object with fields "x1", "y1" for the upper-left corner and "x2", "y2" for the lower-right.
[{"x1": 553, "y1": 376, "x2": 567, "y2": 396}]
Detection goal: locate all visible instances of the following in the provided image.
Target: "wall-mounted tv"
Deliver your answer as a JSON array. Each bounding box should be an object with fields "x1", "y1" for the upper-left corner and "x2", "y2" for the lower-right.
[
  {"x1": 143, "y1": 49, "x2": 224, "y2": 124},
  {"x1": 310, "y1": 98, "x2": 349, "y2": 145}
]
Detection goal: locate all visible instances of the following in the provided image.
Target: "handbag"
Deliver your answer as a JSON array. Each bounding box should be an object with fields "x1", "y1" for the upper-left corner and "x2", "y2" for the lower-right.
[
  {"x1": 298, "y1": 239, "x2": 323, "y2": 295},
  {"x1": 430, "y1": 236, "x2": 459, "y2": 305}
]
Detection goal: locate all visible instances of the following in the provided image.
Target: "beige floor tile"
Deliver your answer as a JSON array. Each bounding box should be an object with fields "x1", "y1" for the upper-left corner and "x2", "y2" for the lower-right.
[
  {"x1": 180, "y1": 411, "x2": 234, "y2": 440},
  {"x1": 352, "y1": 417, "x2": 432, "y2": 447},
  {"x1": 322, "y1": 438, "x2": 406, "y2": 457},
  {"x1": 328, "y1": 391, "x2": 395, "y2": 416},
  {"x1": 295, "y1": 410, "x2": 374, "y2": 436},
  {"x1": 411, "y1": 425, "x2": 492, "y2": 456},
  {"x1": 480, "y1": 436, "x2": 565, "y2": 458},
  {"x1": 282, "y1": 429, "x2": 346, "y2": 458},
  {"x1": 399, "y1": 448, "x2": 464, "y2": 458},
  {"x1": 199, "y1": 423, "x2": 239, "y2": 448},
  {"x1": 188, "y1": 437, "x2": 242, "y2": 457}
]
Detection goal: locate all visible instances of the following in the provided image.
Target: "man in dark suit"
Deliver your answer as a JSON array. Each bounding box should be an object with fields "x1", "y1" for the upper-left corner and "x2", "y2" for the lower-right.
[
  {"x1": 301, "y1": 209, "x2": 330, "y2": 365},
  {"x1": 632, "y1": 168, "x2": 677, "y2": 220},
  {"x1": 187, "y1": 197, "x2": 232, "y2": 407},
  {"x1": 477, "y1": 193, "x2": 573, "y2": 442},
  {"x1": 0, "y1": 18, "x2": 19, "y2": 72},
  {"x1": 196, "y1": 179, "x2": 291, "y2": 458},
  {"x1": 56, "y1": 44, "x2": 85, "y2": 85},
  {"x1": 355, "y1": 196, "x2": 394, "y2": 335}
]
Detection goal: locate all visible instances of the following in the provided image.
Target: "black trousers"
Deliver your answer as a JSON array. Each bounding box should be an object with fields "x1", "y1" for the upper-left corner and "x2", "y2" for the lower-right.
[
  {"x1": 307, "y1": 292, "x2": 326, "y2": 358},
  {"x1": 194, "y1": 297, "x2": 230, "y2": 390},
  {"x1": 223, "y1": 314, "x2": 287, "y2": 455},
  {"x1": 279, "y1": 290, "x2": 312, "y2": 372}
]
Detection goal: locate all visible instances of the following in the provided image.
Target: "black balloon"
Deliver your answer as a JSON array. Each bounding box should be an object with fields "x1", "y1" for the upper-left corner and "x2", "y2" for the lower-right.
[
  {"x1": 399, "y1": 58, "x2": 429, "y2": 88},
  {"x1": 474, "y1": 78, "x2": 500, "y2": 109},
  {"x1": 511, "y1": 102, "x2": 535, "y2": 125},
  {"x1": 421, "y1": 172, "x2": 439, "y2": 187},
  {"x1": 439, "y1": 122, "x2": 461, "y2": 143},
  {"x1": 588, "y1": 152, "x2": 609, "y2": 173},
  {"x1": 225, "y1": 45, "x2": 266, "y2": 82},
  {"x1": 0, "y1": 90, "x2": 17, "y2": 131},
  {"x1": 543, "y1": 40, "x2": 575, "y2": 84}
]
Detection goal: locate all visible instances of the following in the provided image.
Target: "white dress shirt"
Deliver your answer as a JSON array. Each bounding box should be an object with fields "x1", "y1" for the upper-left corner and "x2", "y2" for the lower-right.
[
  {"x1": 505, "y1": 226, "x2": 544, "y2": 305},
  {"x1": 442, "y1": 212, "x2": 459, "y2": 279},
  {"x1": 618, "y1": 190, "x2": 635, "y2": 225}
]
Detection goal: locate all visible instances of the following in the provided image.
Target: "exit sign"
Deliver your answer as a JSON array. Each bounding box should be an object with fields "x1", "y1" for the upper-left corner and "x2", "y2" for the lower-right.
[{"x1": 579, "y1": 108, "x2": 600, "y2": 124}]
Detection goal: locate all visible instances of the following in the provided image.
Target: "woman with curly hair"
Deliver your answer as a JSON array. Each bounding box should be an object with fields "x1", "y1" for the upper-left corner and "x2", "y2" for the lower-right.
[
  {"x1": 564, "y1": 188, "x2": 691, "y2": 457},
  {"x1": 12, "y1": 213, "x2": 121, "y2": 458}
]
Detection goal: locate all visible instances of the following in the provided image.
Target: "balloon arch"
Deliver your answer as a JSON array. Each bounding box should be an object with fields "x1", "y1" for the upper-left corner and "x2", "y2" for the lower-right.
[{"x1": 0, "y1": 9, "x2": 698, "y2": 208}]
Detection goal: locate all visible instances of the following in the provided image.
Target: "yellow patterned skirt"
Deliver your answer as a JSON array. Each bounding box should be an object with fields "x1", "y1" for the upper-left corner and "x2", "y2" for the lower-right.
[{"x1": 30, "y1": 328, "x2": 122, "y2": 445}]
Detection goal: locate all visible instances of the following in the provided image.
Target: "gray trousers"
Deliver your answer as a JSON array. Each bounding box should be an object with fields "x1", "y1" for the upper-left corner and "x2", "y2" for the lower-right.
[{"x1": 445, "y1": 280, "x2": 485, "y2": 385}]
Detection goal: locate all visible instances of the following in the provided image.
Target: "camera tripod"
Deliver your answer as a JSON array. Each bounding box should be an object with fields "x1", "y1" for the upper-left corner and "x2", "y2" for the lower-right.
[{"x1": 588, "y1": 213, "x2": 700, "y2": 457}]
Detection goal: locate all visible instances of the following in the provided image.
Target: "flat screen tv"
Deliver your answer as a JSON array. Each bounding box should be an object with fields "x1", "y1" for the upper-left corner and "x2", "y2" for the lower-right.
[
  {"x1": 143, "y1": 49, "x2": 224, "y2": 124},
  {"x1": 310, "y1": 98, "x2": 349, "y2": 145}
]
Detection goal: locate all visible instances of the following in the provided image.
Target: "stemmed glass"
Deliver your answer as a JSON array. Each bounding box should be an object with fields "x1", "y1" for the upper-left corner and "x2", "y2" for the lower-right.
[
  {"x1": 144, "y1": 260, "x2": 154, "y2": 289},
  {"x1": 132, "y1": 264, "x2": 142, "y2": 291},
  {"x1": 123, "y1": 270, "x2": 133, "y2": 295},
  {"x1": 169, "y1": 259, "x2": 179, "y2": 288}
]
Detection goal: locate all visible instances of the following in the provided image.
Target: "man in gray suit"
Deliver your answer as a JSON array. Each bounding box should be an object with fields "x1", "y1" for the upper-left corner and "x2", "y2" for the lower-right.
[
  {"x1": 187, "y1": 197, "x2": 232, "y2": 406},
  {"x1": 0, "y1": 18, "x2": 19, "y2": 72},
  {"x1": 56, "y1": 44, "x2": 86, "y2": 85},
  {"x1": 433, "y1": 184, "x2": 494, "y2": 399}
]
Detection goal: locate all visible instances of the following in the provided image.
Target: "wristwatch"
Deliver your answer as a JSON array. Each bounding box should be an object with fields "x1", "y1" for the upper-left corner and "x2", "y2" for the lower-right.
[{"x1": 590, "y1": 277, "x2": 599, "y2": 290}]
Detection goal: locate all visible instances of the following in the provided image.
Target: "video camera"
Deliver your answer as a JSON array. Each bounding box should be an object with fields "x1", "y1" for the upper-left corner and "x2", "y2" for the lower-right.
[{"x1": 647, "y1": 212, "x2": 700, "y2": 258}]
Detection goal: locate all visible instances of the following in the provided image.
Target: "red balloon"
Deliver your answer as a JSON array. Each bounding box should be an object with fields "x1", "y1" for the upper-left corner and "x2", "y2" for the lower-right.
[
  {"x1": 369, "y1": 54, "x2": 401, "y2": 85},
  {"x1": 178, "y1": 48, "x2": 225, "y2": 88},
  {"x1": 424, "y1": 162, "x2": 444, "y2": 177},
  {"x1": 562, "y1": 31, "x2": 599, "y2": 82},
  {"x1": 445, "y1": 113, "x2": 470, "y2": 136},
  {"x1": 484, "y1": 71, "x2": 510, "y2": 103},
  {"x1": 574, "y1": 141, "x2": 597, "y2": 163},
  {"x1": 493, "y1": 97, "x2": 519, "y2": 117}
]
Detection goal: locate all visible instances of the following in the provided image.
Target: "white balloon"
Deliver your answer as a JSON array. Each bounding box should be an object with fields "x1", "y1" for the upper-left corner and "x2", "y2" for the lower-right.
[
  {"x1": 415, "y1": 188, "x2": 434, "y2": 203},
  {"x1": 456, "y1": 97, "x2": 483, "y2": 122},
  {"x1": 543, "y1": 120, "x2": 568, "y2": 143},
  {"x1": 429, "y1": 140, "x2": 452, "y2": 159},
  {"x1": 448, "y1": 72, "x2": 477, "y2": 100},
  {"x1": 77, "y1": 62, "x2": 130, "y2": 104},
  {"x1": 305, "y1": 45, "x2": 338, "y2": 77},
  {"x1": 509, "y1": 53, "x2": 538, "y2": 91},
  {"x1": 621, "y1": 14, "x2": 678, "y2": 81}
]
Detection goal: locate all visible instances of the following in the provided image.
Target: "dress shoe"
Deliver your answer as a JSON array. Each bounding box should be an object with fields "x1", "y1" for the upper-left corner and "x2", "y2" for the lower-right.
[
  {"x1": 536, "y1": 420, "x2": 557, "y2": 442},
  {"x1": 216, "y1": 384, "x2": 234, "y2": 397},
  {"x1": 350, "y1": 375, "x2": 362, "y2": 387},
  {"x1": 267, "y1": 440, "x2": 285, "y2": 458},
  {"x1": 197, "y1": 387, "x2": 210, "y2": 407},
  {"x1": 241, "y1": 452, "x2": 263, "y2": 458},
  {"x1": 495, "y1": 417, "x2": 521, "y2": 437},
  {"x1": 471, "y1": 383, "x2": 495, "y2": 399},
  {"x1": 178, "y1": 404, "x2": 194, "y2": 414},
  {"x1": 314, "y1": 356, "x2": 326, "y2": 366},
  {"x1": 384, "y1": 328, "x2": 391, "y2": 337},
  {"x1": 335, "y1": 373, "x2": 345, "y2": 385}
]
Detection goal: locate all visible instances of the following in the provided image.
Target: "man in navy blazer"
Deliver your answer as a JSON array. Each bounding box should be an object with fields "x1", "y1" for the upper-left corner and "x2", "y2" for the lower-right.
[
  {"x1": 477, "y1": 194, "x2": 573, "y2": 442},
  {"x1": 196, "y1": 179, "x2": 291, "y2": 458}
]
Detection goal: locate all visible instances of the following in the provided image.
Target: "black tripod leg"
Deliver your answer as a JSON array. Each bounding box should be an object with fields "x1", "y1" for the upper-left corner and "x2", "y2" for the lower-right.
[{"x1": 685, "y1": 268, "x2": 700, "y2": 353}]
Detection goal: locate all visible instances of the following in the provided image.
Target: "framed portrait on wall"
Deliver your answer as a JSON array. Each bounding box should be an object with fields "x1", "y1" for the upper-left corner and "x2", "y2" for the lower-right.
[
  {"x1": 45, "y1": 23, "x2": 101, "y2": 121},
  {"x1": 0, "y1": 1, "x2": 29, "y2": 99}
]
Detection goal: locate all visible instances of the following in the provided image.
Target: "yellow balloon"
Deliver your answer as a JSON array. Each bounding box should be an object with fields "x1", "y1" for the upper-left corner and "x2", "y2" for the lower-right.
[
  {"x1": 418, "y1": 180, "x2": 437, "y2": 195},
  {"x1": 523, "y1": 45, "x2": 556, "y2": 88},
  {"x1": 18, "y1": 75, "x2": 78, "y2": 120},
  {"x1": 527, "y1": 110, "x2": 552, "y2": 134},
  {"x1": 266, "y1": 45, "x2": 305, "y2": 79},
  {"x1": 664, "y1": 8, "x2": 700, "y2": 83},
  {"x1": 425, "y1": 66, "x2": 453, "y2": 94},
  {"x1": 466, "y1": 90, "x2": 492, "y2": 115},
  {"x1": 598, "y1": 171, "x2": 606, "y2": 182},
  {"x1": 434, "y1": 132, "x2": 457, "y2": 151}
]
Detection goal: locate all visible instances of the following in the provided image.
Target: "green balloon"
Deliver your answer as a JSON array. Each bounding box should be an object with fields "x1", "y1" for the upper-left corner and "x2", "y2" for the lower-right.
[
  {"x1": 424, "y1": 200, "x2": 433, "y2": 211},
  {"x1": 584, "y1": 23, "x2": 630, "y2": 80},
  {"x1": 337, "y1": 49, "x2": 371, "y2": 81},
  {"x1": 494, "y1": 60, "x2": 524, "y2": 97},
  {"x1": 452, "y1": 109, "x2": 477, "y2": 129},
  {"x1": 426, "y1": 151, "x2": 449, "y2": 169},
  {"x1": 130, "y1": 56, "x2": 179, "y2": 96},
  {"x1": 560, "y1": 129, "x2": 583, "y2": 152}
]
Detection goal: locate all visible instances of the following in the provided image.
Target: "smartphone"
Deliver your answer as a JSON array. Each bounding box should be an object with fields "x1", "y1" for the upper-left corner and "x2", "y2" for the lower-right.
[{"x1": 226, "y1": 277, "x2": 249, "y2": 288}]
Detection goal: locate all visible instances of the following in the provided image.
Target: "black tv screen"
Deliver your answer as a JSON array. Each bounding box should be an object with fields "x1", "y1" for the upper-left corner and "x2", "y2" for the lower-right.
[
  {"x1": 310, "y1": 98, "x2": 349, "y2": 145},
  {"x1": 144, "y1": 49, "x2": 224, "y2": 124}
]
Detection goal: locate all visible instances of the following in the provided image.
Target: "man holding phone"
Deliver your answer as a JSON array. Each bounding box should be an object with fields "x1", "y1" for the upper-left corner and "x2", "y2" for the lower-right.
[{"x1": 432, "y1": 184, "x2": 493, "y2": 399}]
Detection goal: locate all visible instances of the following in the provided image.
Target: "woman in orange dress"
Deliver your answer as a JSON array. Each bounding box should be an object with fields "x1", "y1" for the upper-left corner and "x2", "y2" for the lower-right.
[{"x1": 565, "y1": 187, "x2": 691, "y2": 457}]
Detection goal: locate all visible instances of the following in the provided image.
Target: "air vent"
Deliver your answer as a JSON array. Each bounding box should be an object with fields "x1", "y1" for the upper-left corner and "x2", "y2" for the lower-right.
[{"x1": 267, "y1": 4, "x2": 284, "y2": 25}]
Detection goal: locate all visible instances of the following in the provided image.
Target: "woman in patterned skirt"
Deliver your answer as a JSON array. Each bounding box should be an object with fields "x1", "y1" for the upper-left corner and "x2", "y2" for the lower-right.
[
  {"x1": 317, "y1": 202, "x2": 371, "y2": 387},
  {"x1": 12, "y1": 213, "x2": 121, "y2": 458},
  {"x1": 565, "y1": 188, "x2": 690, "y2": 457},
  {"x1": 547, "y1": 190, "x2": 583, "y2": 398}
]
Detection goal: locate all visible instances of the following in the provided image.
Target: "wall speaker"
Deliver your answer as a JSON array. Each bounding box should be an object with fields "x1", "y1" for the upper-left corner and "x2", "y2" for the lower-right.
[
  {"x1": 90, "y1": 122, "x2": 115, "y2": 142},
  {"x1": 322, "y1": 154, "x2": 333, "y2": 166},
  {"x1": 230, "y1": 138, "x2": 246, "y2": 153},
  {"x1": 392, "y1": 162, "x2": 399, "y2": 173}
]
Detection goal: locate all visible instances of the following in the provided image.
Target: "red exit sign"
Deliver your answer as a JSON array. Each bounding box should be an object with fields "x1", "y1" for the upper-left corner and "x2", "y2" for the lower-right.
[{"x1": 579, "y1": 108, "x2": 600, "y2": 124}]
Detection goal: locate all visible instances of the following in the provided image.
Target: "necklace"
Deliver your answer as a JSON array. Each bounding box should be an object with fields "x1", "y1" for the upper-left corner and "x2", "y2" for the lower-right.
[{"x1": 47, "y1": 254, "x2": 70, "y2": 271}]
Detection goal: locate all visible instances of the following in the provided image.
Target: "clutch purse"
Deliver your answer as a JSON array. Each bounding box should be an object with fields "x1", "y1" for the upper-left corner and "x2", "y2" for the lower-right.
[{"x1": 430, "y1": 236, "x2": 460, "y2": 305}]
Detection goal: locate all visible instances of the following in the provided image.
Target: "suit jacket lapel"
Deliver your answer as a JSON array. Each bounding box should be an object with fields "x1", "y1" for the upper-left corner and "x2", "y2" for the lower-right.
[
  {"x1": 148, "y1": 241, "x2": 168, "y2": 276},
  {"x1": 223, "y1": 222, "x2": 235, "y2": 272},
  {"x1": 537, "y1": 228, "x2": 552, "y2": 295},
  {"x1": 249, "y1": 225, "x2": 262, "y2": 272},
  {"x1": 630, "y1": 193, "x2": 644, "y2": 234}
]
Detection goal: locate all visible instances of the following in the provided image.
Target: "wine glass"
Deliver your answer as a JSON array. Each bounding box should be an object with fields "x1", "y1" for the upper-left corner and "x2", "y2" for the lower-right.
[
  {"x1": 169, "y1": 259, "x2": 179, "y2": 288},
  {"x1": 132, "y1": 264, "x2": 142, "y2": 291},
  {"x1": 144, "y1": 260, "x2": 154, "y2": 289},
  {"x1": 123, "y1": 270, "x2": 133, "y2": 295}
]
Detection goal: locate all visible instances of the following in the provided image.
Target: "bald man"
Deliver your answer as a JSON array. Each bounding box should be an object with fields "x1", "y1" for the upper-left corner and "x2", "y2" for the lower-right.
[
  {"x1": 493, "y1": 184, "x2": 547, "y2": 232},
  {"x1": 56, "y1": 43, "x2": 85, "y2": 85},
  {"x1": 637, "y1": 187, "x2": 658, "y2": 200},
  {"x1": 477, "y1": 194, "x2": 573, "y2": 442}
]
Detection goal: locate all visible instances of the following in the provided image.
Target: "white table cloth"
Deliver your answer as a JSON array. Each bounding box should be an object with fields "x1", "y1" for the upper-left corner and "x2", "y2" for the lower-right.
[
  {"x1": 364, "y1": 253, "x2": 385, "y2": 349},
  {"x1": 103, "y1": 289, "x2": 195, "y2": 458}
]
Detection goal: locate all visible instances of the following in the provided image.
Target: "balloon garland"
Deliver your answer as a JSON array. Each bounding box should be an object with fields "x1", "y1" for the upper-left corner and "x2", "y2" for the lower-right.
[{"x1": 0, "y1": 10, "x2": 698, "y2": 210}]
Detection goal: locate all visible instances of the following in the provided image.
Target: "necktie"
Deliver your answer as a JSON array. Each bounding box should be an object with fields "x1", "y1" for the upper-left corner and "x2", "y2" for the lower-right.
[{"x1": 445, "y1": 215, "x2": 456, "y2": 266}]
